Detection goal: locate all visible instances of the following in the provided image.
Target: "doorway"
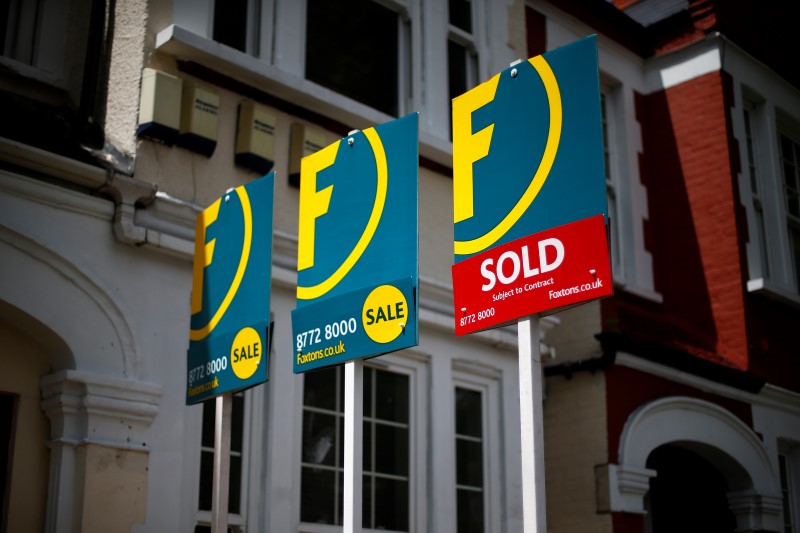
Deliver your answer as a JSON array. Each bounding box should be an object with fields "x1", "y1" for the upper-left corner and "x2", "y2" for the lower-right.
[{"x1": 645, "y1": 443, "x2": 737, "y2": 533}]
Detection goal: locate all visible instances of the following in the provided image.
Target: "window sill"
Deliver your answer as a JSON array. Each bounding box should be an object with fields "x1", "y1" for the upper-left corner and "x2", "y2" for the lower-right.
[
  {"x1": 0, "y1": 56, "x2": 62, "y2": 87},
  {"x1": 155, "y1": 24, "x2": 453, "y2": 169},
  {"x1": 746, "y1": 278, "x2": 800, "y2": 308},
  {"x1": 613, "y1": 278, "x2": 664, "y2": 304}
]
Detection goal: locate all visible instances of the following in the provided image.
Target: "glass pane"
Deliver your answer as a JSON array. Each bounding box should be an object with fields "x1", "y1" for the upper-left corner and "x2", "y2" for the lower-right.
[
  {"x1": 456, "y1": 439, "x2": 483, "y2": 487},
  {"x1": 457, "y1": 489, "x2": 485, "y2": 533},
  {"x1": 790, "y1": 226, "x2": 800, "y2": 288},
  {"x1": 788, "y1": 187, "x2": 800, "y2": 218},
  {"x1": 449, "y1": 0, "x2": 472, "y2": 33},
  {"x1": 363, "y1": 475, "x2": 373, "y2": 527},
  {"x1": 455, "y1": 388, "x2": 482, "y2": 437},
  {"x1": 364, "y1": 420, "x2": 372, "y2": 471},
  {"x1": 306, "y1": 0, "x2": 399, "y2": 116},
  {"x1": 229, "y1": 454, "x2": 242, "y2": 514},
  {"x1": 231, "y1": 394, "x2": 244, "y2": 453},
  {"x1": 213, "y1": 0, "x2": 248, "y2": 52},
  {"x1": 375, "y1": 370, "x2": 409, "y2": 423},
  {"x1": 303, "y1": 412, "x2": 338, "y2": 466},
  {"x1": 373, "y1": 477, "x2": 409, "y2": 531},
  {"x1": 781, "y1": 134, "x2": 794, "y2": 161},
  {"x1": 363, "y1": 367, "x2": 373, "y2": 418},
  {"x1": 304, "y1": 367, "x2": 338, "y2": 411},
  {"x1": 448, "y1": 40, "x2": 468, "y2": 103},
  {"x1": 301, "y1": 467, "x2": 336, "y2": 524},
  {"x1": 374, "y1": 423, "x2": 409, "y2": 476},
  {"x1": 201, "y1": 399, "x2": 215, "y2": 448},
  {"x1": 198, "y1": 450, "x2": 213, "y2": 511}
]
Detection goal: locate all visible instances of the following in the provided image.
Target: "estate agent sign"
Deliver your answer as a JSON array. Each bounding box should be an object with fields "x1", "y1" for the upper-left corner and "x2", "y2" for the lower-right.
[
  {"x1": 292, "y1": 113, "x2": 419, "y2": 372},
  {"x1": 187, "y1": 173, "x2": 275, "y2": 404},
  {"x1": 451, "y1": 36, "x2": 613, "y2": 334}
]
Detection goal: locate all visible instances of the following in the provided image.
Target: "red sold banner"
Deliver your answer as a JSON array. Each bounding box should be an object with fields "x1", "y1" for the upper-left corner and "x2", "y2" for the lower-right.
[{"x1": 452, "y1": 214, "x2": 612, "y2": 335}]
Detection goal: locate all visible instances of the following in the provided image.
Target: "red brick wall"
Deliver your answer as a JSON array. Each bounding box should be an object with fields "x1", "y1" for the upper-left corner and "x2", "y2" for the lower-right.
[
  {"x1": 526, "y1": 7, "x2": 547, "y2": 58},
  {"x1": 607, "y1": 71, "x2": 749, "y2": 371}
]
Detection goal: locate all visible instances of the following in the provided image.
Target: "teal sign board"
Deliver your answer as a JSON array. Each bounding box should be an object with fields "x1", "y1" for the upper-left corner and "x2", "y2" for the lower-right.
[
  {"x1": 187, "y1": 173, "x2": 274, "y2": 405},
  {"x1": 292, "y1": 113, "x2": 419, "y2": 373},
  {"x1": 452, "y1": 35, "x2": 607, "y2": 262},
  {"x1": 451, "y1": 35, "x2": 613, "y2": 334}
]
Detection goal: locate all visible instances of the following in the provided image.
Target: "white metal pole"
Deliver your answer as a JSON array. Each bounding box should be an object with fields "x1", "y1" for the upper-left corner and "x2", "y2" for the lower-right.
[
  {"x1": 211, "y1": 392, "x2": 232, "y2": 533},
  {"x1": 343, "y1": 359, "x2": 364, "y2": 533},
  {"x1": 518, "y1": 316, "x2": 547, "y2": 533}
]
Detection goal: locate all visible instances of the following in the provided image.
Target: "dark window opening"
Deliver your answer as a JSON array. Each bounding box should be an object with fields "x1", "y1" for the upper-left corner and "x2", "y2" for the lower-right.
[
  {"x1": 198, "y1": 393, "x2": 245, "y2": 515},
  {"x1": 306, "y1": 0, "x2": 400, "y2": 116},
  {"x1": 213, "y1": 0, "x2": 249, "y2": 52},
  {"x1": 300, "y1": 365, "x2": 410, "y2": 530}
]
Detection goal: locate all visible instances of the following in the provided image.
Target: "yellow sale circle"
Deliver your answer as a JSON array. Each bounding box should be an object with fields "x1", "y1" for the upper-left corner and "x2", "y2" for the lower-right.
[
  {"x1": 230, "y1": 327, "x2": 262, "y2": 379},
  {"x1": 362, "y1": 285, "x2": 408, "y2": 344}
]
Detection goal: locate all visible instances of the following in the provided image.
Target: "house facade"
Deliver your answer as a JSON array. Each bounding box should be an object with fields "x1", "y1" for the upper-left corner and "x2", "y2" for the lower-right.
[{"x1": 0, "y1": 0, "x2": 798, "y2": 532}]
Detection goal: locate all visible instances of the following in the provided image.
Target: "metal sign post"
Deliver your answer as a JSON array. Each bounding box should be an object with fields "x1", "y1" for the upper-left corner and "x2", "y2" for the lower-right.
[
  {"x1": 211, "y1": 392, "x2": 232, "y2": 533},
  {"x1": 518, "y1": 317, "x2": 546, "y2": 533},
  {"x1": 343, "y1": 360, "x2": 364, "y2": 533},
  {"x1": 450, "y1": 36, "x2": 612, "y2": 533}
]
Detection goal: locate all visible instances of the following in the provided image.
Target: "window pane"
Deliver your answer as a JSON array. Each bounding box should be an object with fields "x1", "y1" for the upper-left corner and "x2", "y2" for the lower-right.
[
  {"x1": 231, "y1": 394, "x2": 244, "y2": 453},
  {"x1": 374, "y1": 423, "x2": 409, "y2": 476},
  {"x1": 201, "y1": 399, "x2": 215, "y2": 449},
  {"x1": 302, "y1": 412, "x2": 338, "y2": 466},
  {"x1": 213, "y1": 0, "x2": 248, "y2": 52},
  {"x1": 198, "y1": 450, "x2": 214, "y2": 511},
  {"x1": 457, "y1": 489, "x2": 485, "y2": 533},
  {"x1": 363, "y1": 475, "x2": 373, "y2": 526},
  {"x1": 790, "y1": 226, "x2": 800, "y2": 288},
  {"x1": 301, "y1": 467, "x2": 336, "y2": 524},
  {"x1": 364, "y1": 367, "x2": 373, "y2": 418},
  {"x1": 373, "y1": 477, "x2": 409, "y2": 531},
  {"x1": 449, "y1": 0, "x2": 472, "y2": 33},
  {"x1": 301, "y1": 367, "x2": 409, "y2": 528},
  {"x1": 364, "y1": 420, "x2": 372, "y2": 471},
  {"x1": 455, "y1": 388, "x2": 482, "y2": 437},
  {"x1": 229, "y1": 454, "x2": 242, "y2": 514},
  {"x1": 198, "y1": 394, "x2": 246, "y2": 516},
  {"x1": 306, "y1": 0, "x2": 399, "y2": 116},
  {"x1": 456, "y1": 439, "x2": 483, "y2": 487},
  {"x1": 304, "y1": 367, "x2": 339, "y2": 411},
  {"x1": 448, "y1": 40, "x2": 468, "y2": 103},
  {"x1": 375, "y1": 370, "x2": 409, "y2": 423}
]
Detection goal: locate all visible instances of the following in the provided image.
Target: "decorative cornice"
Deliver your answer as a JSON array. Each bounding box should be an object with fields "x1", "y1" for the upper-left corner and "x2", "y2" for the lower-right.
[{"x1": 41, "y1": 369, "x2": 162, "y2": 450}]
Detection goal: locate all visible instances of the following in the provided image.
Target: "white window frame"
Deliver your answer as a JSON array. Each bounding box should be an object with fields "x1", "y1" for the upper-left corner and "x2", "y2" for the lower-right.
[
  {"x1": 1, "y1": 0, "x2": 70, "y2": 86},
  {"x1": 601, "y1": 86, "x2": 624, "y2": 283},
  {"x1": 734, "y1": 84, "x2": 800, "y2": 305},
  {"x1": 452, "y1": 360, "x2": 502, "y2": 533},
  {"x1": 186, "y1": 385, "x2": 268, "y2": 533},
  {"x1": 297, "y1": 350, "x2": 429, "y2": 533},
  {"x1": 529, "y1": 0, "x2": 661, "y2": 302},
  {"x1": 599, "y1": 79, "x2": 661, "y2": 301},
  {"x1": 162, "y1": 0, "x2": 475, "y2": 164},
  {"x1": 192, "y1": 392, "x2": 250, "y2": 531},
  {"x1": 779, "y1": 441, "x2": 800, "y2": 533}
]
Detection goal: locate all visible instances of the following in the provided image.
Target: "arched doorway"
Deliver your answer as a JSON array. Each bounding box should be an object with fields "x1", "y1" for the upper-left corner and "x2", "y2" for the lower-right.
[
  {"x1": 645, "y1": 443, "x2": 737, "y2": 533},
  {"x1": 603, "y1": 396, "x2": 783, "y2": 532}
]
